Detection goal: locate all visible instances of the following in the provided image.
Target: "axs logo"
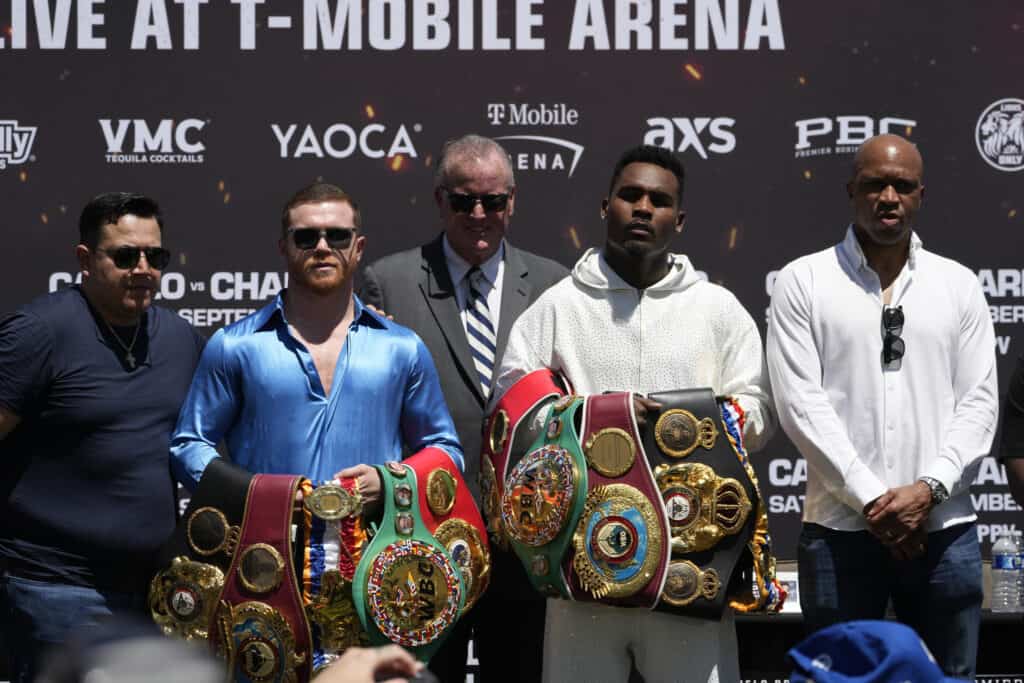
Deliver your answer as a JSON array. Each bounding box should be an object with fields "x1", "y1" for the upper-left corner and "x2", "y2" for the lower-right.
[{"x1": 643, "y1": 117, "x2": 736, "y2": 159}]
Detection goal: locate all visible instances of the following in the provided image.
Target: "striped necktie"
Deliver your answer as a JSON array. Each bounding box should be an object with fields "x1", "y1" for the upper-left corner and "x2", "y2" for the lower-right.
[{"x1": 465, "y1": 266, "x2": 496, "y2": 398}]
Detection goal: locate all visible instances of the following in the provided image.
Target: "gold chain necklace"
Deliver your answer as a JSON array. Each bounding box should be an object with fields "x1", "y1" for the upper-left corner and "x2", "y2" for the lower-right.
[{"x1": 102, "y1": 317, "x2": 142, "y2": 369}]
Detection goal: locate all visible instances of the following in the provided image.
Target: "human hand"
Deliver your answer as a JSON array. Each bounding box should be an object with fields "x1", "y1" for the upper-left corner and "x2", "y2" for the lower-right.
[
  {"x1": 314, "y1": 645, "x2": 422, "y2": 683},
  {"x1": 887, "y1": 526, "x2": 928, "y2": 562},
  {"x1": 336, "y1": 464, "x2": 383, "y2": 513},
  {"x1": 865, "y1": 482, "x2": 932, "y2": 544},
  {"x1": 633, "y1": 394, "x2": 663, "y2": 429}
]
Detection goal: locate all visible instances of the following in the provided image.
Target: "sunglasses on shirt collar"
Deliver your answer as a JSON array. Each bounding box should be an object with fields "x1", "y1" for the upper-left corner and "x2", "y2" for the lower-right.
[
  {"x1": 96, "y1": 246, "x2": 172, "y2": 270},
  {"x1": 444, "y1": 190, "x2": 510, "y2": 214},
  {"x1": 287, "y1": 227, "x2": 357, "y2": 251}
]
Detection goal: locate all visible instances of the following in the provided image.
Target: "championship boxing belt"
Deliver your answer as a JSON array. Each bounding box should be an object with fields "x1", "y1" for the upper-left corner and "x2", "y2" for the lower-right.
[
  {"x1": 353, "y1": 460, "x2": 466, "y2": 662},
  {"x1": 150, "y1": 459, "x2": 253, "y2": 643},
  {"x1": 405, "y1": 447, "x2": 491, "y2": 614},
  {"x1": 481, "y1": 369, "x2": 567, "y2": 551},
  {"x1": 643, "y1": 388, "x2": 759, "y2": 619},
  {"x1": 501, "y1": 394, "x2": 589, "y2": 598},
  {"x1": 212, "y1": 474, "x2": 312, "y2": 683},
  {"x1": 565, "y1": 392, "x2": 671, "y2": 608}
]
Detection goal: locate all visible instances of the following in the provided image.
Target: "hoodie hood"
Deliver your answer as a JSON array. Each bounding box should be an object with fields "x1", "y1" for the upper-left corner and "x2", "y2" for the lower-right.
[{"x1": 571, "y1": 247, "x2": 704, "y2": 293}]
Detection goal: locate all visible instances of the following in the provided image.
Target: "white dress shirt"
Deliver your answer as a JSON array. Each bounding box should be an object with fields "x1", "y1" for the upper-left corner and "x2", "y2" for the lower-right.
[
  {"x1": 442, "y1": 235, "x2": 505, "y2": 338},
  {"x1": 767, "y1": 226, "x2": 998, "y2": 532}
]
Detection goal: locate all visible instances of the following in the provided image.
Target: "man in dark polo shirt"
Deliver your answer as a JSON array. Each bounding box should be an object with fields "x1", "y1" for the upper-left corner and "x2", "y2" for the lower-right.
[{"x1": 0, "y1": 193, "x2": 205, "y2": 682}]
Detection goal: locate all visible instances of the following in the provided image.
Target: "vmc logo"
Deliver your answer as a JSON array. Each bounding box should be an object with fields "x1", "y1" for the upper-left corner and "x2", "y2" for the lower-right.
[
  {"x1": 643, "y1": 117, "x2": 737, "y2": 159},
  {"x1": 0, "y1": 120, "x2": 37, "y2": 170},
  {"x1": 271, "y1": 123, "x2": 420, "y2": 159},
  {"x1": 976, "y1": 98, "x2": 1024, "y2": 172},
  {"x1": 99, "y1": 118, "x2": 206, "y2": 164},
  {"x1": 793, "y1": 116, "x2": 917, "y2": 158},
  {"x1": 486, "y1": 103, "x2": 585, "y2": 177}
]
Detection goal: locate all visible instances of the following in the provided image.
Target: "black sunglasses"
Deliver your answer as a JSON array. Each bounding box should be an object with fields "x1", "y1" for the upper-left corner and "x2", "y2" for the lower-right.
[
  {"x1": 882, "y1": 306, "x2": 905, "y2": 368},
  {"x1": 288, "y1": 227, "x2": 357, "y2": 251},
  {"x1": 445, "y1": 190, "x2": 510, "y2": 214},
  {"x1": 97, "y1": 246, "x2": 171, "y2": 270}
]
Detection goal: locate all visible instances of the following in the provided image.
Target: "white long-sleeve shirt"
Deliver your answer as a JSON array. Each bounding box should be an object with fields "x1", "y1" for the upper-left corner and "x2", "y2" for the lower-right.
[{"x1": 767, "y1": 226, "x2": 998, "y2": 532}]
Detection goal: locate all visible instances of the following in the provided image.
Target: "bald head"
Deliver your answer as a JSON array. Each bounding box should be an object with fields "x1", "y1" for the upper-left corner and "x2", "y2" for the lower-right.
[{"x1": 851, "y1": 134, "x2": 923, "y2": 181}]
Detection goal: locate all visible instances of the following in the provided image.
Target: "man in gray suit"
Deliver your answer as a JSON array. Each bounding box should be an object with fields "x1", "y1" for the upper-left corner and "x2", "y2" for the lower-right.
[{"x1": 361, "y1": 134, "x2": 566, "y2": 682}]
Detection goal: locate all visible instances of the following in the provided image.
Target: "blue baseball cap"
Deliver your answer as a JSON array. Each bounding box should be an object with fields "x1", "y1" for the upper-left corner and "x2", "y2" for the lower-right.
[{"x1": 788, "y1": 620, "x2": 961, "y2": 683}]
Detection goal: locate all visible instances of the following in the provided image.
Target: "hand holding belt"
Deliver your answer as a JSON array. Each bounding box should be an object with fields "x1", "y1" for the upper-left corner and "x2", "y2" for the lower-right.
[
  {"x1": 501, "y1": 395, "x2": 588, "y2": 598},
  {"x1": 404, "y1": 447, "x2": 492, "y2": 614},
  {"x1": 566, "y1": 392, "x2": 670, "y2": 608},
  {"x1": 353, "y1": 460, "x2": 465, "y2": 662},
  {"x1": 482, "y1": 369, "x2": 567, "y2": 551}
]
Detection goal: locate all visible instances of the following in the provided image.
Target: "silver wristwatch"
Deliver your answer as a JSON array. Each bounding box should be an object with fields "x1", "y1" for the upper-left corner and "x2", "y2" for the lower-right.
[{"x1": 918, "y1": 476, "x2": 949, "y2": 506}]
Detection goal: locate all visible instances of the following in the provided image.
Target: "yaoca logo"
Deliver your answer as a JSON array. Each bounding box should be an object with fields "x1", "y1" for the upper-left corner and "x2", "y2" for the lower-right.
[
  {"x1": 271, "y1": 122, "x2": 420, "y2": 159},
  {"x1": 99, "y1": 118, "x2": 206, "y2": 164},
  {"x1": 976, "y1": 98, "x2": 1024, "y2": 172},
  {"x1": 793, "y1": 116, "x2": 917, "y2": 158},
  {"x1": 0, "y1": 120, "x2": 37, "y2": 169}
]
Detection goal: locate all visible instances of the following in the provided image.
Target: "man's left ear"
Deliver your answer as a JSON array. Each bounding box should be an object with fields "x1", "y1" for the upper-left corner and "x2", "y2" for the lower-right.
[
  {"x1": 75, "y1": 245, "x2": 91, "y2": 277},
  {"x1": 675, "y1": 211, "x2": 687, "y2": 233},
  {"x1": 506, "y1": 189, "x2": 515, "y2": 218},
  {"x1": 600, "y1": 198, "x2": 609, "y2": 220}
]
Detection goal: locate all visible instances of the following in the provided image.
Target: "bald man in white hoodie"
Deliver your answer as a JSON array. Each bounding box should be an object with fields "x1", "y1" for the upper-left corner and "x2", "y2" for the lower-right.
[{"x1": 493, "y1": 145, "x2": 776, "y2": 683}]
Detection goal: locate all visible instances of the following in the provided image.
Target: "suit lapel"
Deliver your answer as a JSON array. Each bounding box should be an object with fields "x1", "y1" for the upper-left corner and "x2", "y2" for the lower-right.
[
  {"x1": 419, "y1": 235, "x2": 484, "y2": 404},
  {"x1": 495, "y1": 245, "x2": 533, "y2": 371}
]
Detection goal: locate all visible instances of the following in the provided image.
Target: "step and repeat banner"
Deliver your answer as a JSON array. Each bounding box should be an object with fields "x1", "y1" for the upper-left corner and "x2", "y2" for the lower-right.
[{"x1": 2, "y1": 0, "x2": 1022, "y2": 560}]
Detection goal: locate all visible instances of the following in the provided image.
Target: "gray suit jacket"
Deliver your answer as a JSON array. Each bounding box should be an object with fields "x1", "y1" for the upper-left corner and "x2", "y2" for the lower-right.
[{"x1": 360, "y1": 234, "x2": 568, "y2": 500}]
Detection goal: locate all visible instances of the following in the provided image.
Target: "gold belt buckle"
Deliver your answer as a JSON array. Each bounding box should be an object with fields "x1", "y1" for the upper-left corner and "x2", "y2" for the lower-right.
[
  {"x1": 661, "y1": 560, "x2": 721, "y2": 607},
  {"x1": 654, "y1": 462, "x2": 752, "y2": 554}
]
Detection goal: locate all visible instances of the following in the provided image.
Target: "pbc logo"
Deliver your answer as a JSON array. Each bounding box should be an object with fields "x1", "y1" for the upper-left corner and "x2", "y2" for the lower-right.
[
  {"x1": 976, "y1": 98, "x2": 1024, "y2": 172},
  {"x1": 0, "y1": 120, "x2": 37, "y2": 170},
  {"x1": 643, "y1": 117, "x2": 736, "y2": 159},
  {"x1": 100, "y1": 119, "x2": 206, "y2": 164},
  {"x1": 794, "y1": 116, "x2": 916, "y2": 158},
  {"x1": 272, "y1": 123, "x2": 419, "y2": 160}
]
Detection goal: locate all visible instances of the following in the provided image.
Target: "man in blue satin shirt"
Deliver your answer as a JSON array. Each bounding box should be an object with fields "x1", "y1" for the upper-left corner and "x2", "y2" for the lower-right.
[{"x1": 169, "y1": 182, "x2": 463, "y2": 506}]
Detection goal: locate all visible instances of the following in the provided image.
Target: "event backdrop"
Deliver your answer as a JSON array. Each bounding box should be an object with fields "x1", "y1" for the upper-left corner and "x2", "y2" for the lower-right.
[{"x1": 2, "y1": 0, "x2": 1022, "y2": 561}]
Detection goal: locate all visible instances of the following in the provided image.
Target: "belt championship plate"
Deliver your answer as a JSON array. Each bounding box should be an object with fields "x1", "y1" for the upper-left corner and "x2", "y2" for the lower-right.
[
  {"x1": 483, "y1": 381, "x2": 786, "y2": 619},
  {"x1": 151, "y1": 450, "x2": 490, "y2": 679}
]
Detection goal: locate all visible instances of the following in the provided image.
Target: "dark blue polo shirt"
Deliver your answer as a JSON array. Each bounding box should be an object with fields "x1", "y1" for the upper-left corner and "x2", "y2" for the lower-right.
[{"x1": 0, "y1": 286, "x2": 204, "y2": 590}]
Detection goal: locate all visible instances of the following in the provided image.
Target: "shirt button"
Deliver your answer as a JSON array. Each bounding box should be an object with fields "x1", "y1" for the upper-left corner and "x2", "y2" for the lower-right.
[
  {"x1": 887, "y1": 460, "x2": 894, "y2": 469},
  {"x1": 887, "y1": 424, "x2": 894, "y2": 431}
]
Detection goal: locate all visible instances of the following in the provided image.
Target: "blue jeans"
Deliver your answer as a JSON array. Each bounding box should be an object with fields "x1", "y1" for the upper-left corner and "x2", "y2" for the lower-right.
[
  {"x1": 797, "y1": 522, "x2": 982, "y2": 680},
  {"x1": 0, "y1": 573, "x2": 147, "y2": 683}
]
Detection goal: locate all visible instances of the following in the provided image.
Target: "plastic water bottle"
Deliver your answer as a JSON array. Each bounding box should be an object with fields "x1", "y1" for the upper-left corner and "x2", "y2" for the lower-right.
[{"x1": 991, "y1": 531, "x2": 1022, "y2": 612}]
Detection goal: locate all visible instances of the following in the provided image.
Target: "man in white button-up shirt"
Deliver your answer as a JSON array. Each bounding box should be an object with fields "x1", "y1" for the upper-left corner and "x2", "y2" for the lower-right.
[{"x1": 767, "y1": 134, "x2": 998, "y2": 679}]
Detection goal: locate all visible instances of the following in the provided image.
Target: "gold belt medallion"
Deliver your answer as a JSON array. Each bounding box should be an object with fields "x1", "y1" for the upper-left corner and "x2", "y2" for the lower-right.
[
  {"x1": 218, "y1": 600, "x2": 305, "y2": 683},
  {"x1": 654, "y1": 463, "x2": 752, "y2": 554},
  {"x1": 187, "y1": 506, "x2": 239, "y2": 558},
  {"x1": 426, "y1": 469, "x2": 457, "y2": 517},
  {"x1": 479, "y1": 456, "x2": 508, "y2": 550},
  {"x1": 489, "y1": 409, "x2": 509, "y2": 454},
  {"x1": 661, "y1": 560, "x2": 721, "y2": 607},
  {"x1": 149, "y1": 556, "x2": 225, "y2": 640},
  {"x1": 571, "y1": 484, "x2": 663, "y2": 600},
  {"x1": 584, "y1": 428, "x2": 636, "y2": 478},
  {"x1": 654, "y1": 409, "x2": 719, "y2": 458},
  {"x1": 305, "y1": 484, "x2": 361, "y2": 521},
  {"x1": 434, "y1": 518, "x2": 491, "y2": 612},
  {"x1": 237, "y1": 543, "x2": 286, "y2": 595}
]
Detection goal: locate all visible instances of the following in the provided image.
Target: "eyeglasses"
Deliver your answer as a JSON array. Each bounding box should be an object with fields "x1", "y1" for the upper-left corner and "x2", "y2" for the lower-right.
[
  {"x1": 882, "y1": 306, "x2": 905, "y2": 368},
  {"x1": 287, "y1": 227, "x2": 357, "y2": 251},
  {"x1": 96, "y1": 246, "x2": 171, "y2": 270},
  {"x1": 445, "y1": 190, "x2": 510, "y2": 214}
]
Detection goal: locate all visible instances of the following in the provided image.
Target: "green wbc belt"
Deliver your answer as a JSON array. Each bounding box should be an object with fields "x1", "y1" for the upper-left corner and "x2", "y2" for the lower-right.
[
  {"x1": 353, "y1": 462, "x2": 465, "y2": 662},
  {"x1": 501, "y1": 395, "x2": 588, "y2": 598}
]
